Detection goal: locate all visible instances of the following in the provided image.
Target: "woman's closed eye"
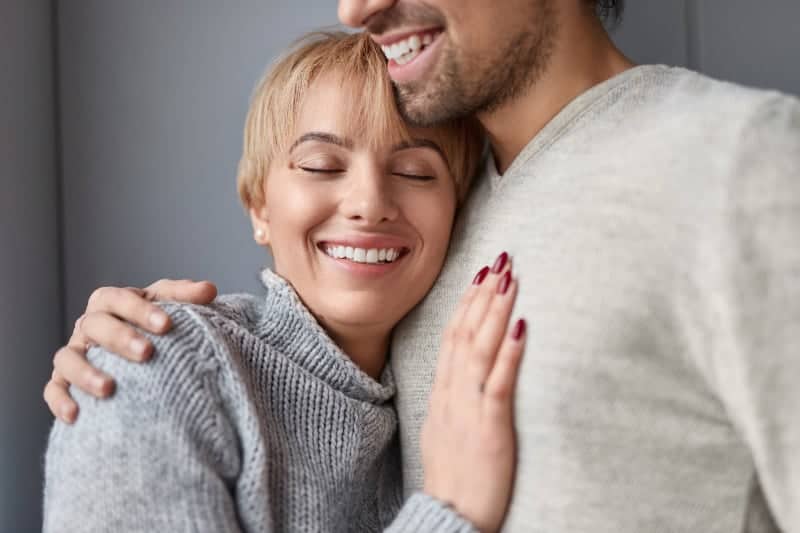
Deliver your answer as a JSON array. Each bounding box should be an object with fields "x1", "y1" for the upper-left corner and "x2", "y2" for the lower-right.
[
  {"x1": 300, "y1": 166, "x2": 344, "y2": 174},
  {"x1": 392, "y1": 171, "x2": 435, "y2": 181}
]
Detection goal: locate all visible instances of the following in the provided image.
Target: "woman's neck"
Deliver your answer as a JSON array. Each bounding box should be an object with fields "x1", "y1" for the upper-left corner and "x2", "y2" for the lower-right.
[{"x1": 326, "y1": 323, "x2": 391, "y2": 380}]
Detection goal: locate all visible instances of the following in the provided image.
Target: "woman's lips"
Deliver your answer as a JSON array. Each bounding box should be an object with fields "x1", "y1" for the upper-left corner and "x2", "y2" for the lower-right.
[{"x1": 317, "y1": 241, "x2": 411, "y2": 278}]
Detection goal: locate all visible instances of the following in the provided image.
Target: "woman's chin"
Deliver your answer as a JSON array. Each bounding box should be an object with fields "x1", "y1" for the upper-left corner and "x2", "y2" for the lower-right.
[{"x1": 312, "y1": 293, "x2": 407, "y2": 333}]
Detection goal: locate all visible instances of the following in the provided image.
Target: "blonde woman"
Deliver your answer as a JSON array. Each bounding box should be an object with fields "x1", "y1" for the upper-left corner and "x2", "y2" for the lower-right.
[{"x1": 43, "y1": 32, "x2": 525, "y2": 533}]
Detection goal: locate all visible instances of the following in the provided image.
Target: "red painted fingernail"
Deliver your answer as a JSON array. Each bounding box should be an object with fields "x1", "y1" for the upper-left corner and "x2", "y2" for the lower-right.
[
  {"x1": 491, "y1": 252, "x2": 508, "y2": 273},
  {"x1": 497, "y1": 271, "x2": 512, "y2": 294},
  {"x1": 512, "y1": 318, "x2": 526, "y2": 340},
  {"x1": 473, "y1": 266, "x2": 490, "y2": 285}
]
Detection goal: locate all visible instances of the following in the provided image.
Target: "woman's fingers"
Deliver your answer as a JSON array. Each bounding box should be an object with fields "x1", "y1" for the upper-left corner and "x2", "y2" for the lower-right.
[
  {"x1": 468, "y1": 275, "x2": 518, "y2": 385},
  {"x1": 459, "y1": 252, "x2": 511, "y2": 340},
  {"x1": 482, "y1": 318, "x2": 527, "y2": 420},
  {"x1": 450, "y1": 253, "x2": 513, "y2": 398},
  {"x1": 43, "y1": 371, "x2": 79, "y2": 423},
  {"x1": 52, "y1": 345, "x2": 115, "y2": 399},
  {"x1": 432, "y1": 265, "x2": 490, "y2": 398},
  {"x1": 80, "y1": 311, "x2": 154, "y2": 362}
]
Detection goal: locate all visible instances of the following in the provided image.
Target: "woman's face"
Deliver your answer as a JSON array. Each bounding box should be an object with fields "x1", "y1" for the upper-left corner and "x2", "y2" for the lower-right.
[{"x1": 251, "y1": 73, "x2": 458, "y2": 338}]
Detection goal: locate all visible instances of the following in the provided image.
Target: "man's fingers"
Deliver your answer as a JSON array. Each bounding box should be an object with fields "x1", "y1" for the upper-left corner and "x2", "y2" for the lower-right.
[
  {"x1": 68, "y1": 314, "x2": 91, "y2": 349},
  {"x1": 79, "y1": 311, "x2": 154, "y2": 362},
  {"x1": 43, "y1": 377, "x2": 79, "y2": 423},
  {"x1": 144, "y1": 279, "x2": 217, "y2": 305},
  {"x1": 53, "y1": 346, "x2": 115, "y2": 398},
  {"x1": 86, "y1": 286, "x2": 171, "y2": 335},
  {"x1": 482, "y1": 318, "x2": 527, "y2": 419}
]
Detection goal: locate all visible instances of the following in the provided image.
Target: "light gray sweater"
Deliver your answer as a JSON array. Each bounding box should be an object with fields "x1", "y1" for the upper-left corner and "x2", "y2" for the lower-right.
[
  {"x1": 392, "y1": 65, "x2": 800, "y2": 532},
  {"x1": 44, "y1": 270, "x2": 477, "y2": 533}
]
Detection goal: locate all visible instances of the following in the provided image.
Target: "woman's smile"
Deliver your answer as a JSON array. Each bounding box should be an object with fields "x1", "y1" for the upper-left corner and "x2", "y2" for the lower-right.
[{"x1": 316, "y1": 235, "x2": 412, "y2": 278}]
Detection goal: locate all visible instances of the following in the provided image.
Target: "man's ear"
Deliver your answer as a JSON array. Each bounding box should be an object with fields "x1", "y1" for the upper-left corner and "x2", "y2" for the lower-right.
[{"x1": 249, "y1": 204, "x2": 270, "y2": 246}]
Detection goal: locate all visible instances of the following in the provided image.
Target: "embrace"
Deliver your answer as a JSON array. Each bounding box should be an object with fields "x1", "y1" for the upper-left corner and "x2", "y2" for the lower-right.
[{"x1": 43, "y1": 1, "x2": 800, "y2": 532}]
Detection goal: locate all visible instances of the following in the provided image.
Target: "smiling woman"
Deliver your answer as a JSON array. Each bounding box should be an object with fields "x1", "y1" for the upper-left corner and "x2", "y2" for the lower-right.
[
  {"x1": 239, "y1": 32, "x2": 484, "y2": 376},
  {"x1": 42, "y1": 31, "x2": 526, "y2": 533}
]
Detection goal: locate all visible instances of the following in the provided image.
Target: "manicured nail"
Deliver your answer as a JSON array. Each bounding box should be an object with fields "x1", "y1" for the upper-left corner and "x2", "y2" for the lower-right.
[
  {"x1": 497, "y1": 271, "x2": 512, "y2": 294},
  {"x1": 512, "y1": 318, "x2": 527, "y2": 340},
  {"x1": 491, "y1": 252, "x2": 509, "y2": 274},
  {"x1": 473, "y1": 266, "x2": 490, "y2": 285},
  {"x1": 149, "y1": 312, "x2": 168, "y2": 330},
  {"x1": 130, "y1": 337, "x2": 150, "y2": 359}
]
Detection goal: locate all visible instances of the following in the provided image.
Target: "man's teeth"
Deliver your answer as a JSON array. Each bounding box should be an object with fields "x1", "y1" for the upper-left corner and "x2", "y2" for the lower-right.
[
  {"x1": 381, "y1": 33, "x2": 435, "y2": 65},
  {"x1": 324, "y1": 245, "x2": 403, "y2": 264}
]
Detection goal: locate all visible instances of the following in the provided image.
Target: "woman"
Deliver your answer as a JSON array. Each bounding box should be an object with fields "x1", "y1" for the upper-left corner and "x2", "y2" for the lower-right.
[{"x1": 43, "y1": 32, "x2": 525, "y2": 532}]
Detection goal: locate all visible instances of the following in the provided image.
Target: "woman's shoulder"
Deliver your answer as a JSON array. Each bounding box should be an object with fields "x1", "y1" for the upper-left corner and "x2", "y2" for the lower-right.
[{"x1": 83, "y1": 298, "x2": 261, "y2": 407}]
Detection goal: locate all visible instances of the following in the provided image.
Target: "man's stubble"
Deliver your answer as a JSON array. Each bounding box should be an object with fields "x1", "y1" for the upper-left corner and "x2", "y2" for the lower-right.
[{"x1": 395, "y1": 0, "x2": 558, "y2": 127}]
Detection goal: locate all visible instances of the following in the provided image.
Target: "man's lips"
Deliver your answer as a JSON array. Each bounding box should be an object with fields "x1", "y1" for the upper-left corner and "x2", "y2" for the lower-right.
[{"x1": 369, "y1": 26, "x2": 443, "y2": 47}]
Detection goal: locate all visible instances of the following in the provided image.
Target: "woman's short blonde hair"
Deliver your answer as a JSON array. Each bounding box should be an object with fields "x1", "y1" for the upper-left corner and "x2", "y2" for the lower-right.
[{"x1": 237, "y1": 31, "x2": 485, "y2": 209}]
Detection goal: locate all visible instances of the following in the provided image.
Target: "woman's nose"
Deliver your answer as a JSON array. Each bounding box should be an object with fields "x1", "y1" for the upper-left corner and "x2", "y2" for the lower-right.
[
  {"x1": 340, "y1": 171, "x2": 399, "y2": 225},
  {"x1": 337, "y1": 0, "x2": 396, "y2": 29}
]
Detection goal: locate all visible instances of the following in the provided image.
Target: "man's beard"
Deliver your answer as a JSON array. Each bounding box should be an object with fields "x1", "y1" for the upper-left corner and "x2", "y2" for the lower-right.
[{"x1": 395, "y1": 1, "x2": 557, "y2": 127}]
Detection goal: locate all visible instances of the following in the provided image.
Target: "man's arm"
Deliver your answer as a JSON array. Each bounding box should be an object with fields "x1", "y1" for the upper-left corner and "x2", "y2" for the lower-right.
[
  {"x1": 43, "y1": 313, "x2": 243, "y2": 532},
  {"x1": 43, "y1": 279, "x2": 216, "y2": 422},
  {"x1": 709, "y1": 94, "x2": 800, "y2": 531}
]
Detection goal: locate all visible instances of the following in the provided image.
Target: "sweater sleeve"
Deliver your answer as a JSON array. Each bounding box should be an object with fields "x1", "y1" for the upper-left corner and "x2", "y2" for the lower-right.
[
  {"x1": 705, "y1": 94, "x2": 800, "y2": 531},
  {"x1": 384, "y1": 492, "x2": 479, "y2": 533},
  {"x1": 43, "y1": 308, "x2": 245, "y2": 533}
]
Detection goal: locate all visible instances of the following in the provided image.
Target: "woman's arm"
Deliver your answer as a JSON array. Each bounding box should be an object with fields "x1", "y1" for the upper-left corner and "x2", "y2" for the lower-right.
[
  {"x1": 386, "y1": 256, "x2": 526, "y2": 533},
  {"x1": 43, "y1": 306, "x2": 245, "y2": 533}
]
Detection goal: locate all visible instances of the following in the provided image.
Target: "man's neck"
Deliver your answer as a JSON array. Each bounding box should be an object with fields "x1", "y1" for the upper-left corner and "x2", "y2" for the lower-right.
[{"x1": 479, "y1": 7, "x2": 634, "y2": 174}]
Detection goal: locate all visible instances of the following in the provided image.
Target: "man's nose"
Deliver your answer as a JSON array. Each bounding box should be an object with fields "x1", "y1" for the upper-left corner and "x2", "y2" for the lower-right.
[
  {"x1": 341, "y1": 170, "x2": 399, "y2": 225},
  {"x1": 338, "y1": 0, "x2": 395, "y2": 29}
]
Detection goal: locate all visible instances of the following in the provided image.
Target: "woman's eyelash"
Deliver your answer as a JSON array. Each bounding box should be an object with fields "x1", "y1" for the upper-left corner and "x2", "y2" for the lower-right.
[
  {"x1": 393, "y1": 172, "x2": 435, "y2": 181},
  {"x1": 300, "y1": 167, "x2": 434, "y2": 181},
  {"x1": 300, "y1": 167, "x2": 343, "y2": 174}
]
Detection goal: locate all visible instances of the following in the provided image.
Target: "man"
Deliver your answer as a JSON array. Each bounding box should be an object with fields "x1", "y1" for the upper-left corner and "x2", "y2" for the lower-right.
[{"x1": 46, "y1": 1, "x2": 799, "y2": 531}]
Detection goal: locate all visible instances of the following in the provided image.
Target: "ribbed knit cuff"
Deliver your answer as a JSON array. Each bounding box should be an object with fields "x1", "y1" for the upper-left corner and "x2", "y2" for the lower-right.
[{"x1": 386, "y1": 492, "x2": 479, "y2": 533}]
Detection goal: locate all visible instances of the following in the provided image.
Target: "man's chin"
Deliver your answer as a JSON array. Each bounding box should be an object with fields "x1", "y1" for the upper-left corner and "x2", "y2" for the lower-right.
[{"x1": 396, "y1": 88, "x2": 473, "y2": 127}]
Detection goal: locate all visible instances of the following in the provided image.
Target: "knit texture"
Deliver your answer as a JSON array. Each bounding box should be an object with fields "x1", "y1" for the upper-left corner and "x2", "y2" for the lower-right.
[
  {"x1": 391, "y1": 65, "x2": 800, "y2": 532},
  {"x1": 44, "y1": 270, "x2": 477, "y2": 533}
]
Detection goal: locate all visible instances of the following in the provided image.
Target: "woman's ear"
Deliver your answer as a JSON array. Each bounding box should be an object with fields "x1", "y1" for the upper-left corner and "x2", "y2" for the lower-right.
[{"x1": 249, "y1": 204, "x2": 270, "y2": 246}]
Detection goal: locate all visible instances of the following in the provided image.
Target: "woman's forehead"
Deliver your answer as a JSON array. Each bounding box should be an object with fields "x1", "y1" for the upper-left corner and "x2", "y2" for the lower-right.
[{"x1": 293, "y1": 73, "x2": 410, "y2": 151}]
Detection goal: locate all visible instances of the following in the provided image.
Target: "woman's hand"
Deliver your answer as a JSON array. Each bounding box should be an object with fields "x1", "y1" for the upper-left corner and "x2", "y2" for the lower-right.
[
  {"x1": 42, "y1": 279, "x2": 217, "y2": 423},
  {"x1": 421, "y1": 252, "x2": 526, "y2": 533}
]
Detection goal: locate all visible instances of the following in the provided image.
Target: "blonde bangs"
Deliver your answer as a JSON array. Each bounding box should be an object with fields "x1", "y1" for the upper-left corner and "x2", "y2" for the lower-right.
[{"x1": 237, "y1": 31, "x2": 484, "y2": 209}]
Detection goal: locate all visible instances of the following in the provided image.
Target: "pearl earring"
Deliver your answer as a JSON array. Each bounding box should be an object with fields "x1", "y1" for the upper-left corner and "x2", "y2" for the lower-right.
[{"x1": 254, "y1": 228, "x2": 265, "y2": 240}]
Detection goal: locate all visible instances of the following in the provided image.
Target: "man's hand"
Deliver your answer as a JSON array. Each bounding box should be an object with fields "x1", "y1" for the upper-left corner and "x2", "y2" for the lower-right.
[
  {"x1": 43, "y1": 279, "x2": 217, "y2": 423},
  {"x1": 421, "y1": 253, "x2": 526, "y2": 533}
]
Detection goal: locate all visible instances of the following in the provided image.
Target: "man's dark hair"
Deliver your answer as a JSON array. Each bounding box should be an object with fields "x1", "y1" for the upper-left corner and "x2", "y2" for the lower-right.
[{"x1": 595, "y1": 0, "x2": 625, "y2": 22}]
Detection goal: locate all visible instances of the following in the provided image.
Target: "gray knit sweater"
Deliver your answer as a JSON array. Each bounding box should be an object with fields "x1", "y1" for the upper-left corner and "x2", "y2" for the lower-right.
[{"x1": 43, "y1": 270, "x2": 477, "y2": 533}]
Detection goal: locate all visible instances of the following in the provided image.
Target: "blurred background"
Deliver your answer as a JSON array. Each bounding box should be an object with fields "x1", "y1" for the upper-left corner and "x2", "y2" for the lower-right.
[{"x1": 1, "y1": 1, "x2": 799, "y2": 530}]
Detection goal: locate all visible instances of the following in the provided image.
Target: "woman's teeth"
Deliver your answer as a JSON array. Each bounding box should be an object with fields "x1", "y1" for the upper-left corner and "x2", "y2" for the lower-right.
[
  {"x1": 324, "y1": 245, "x2": 403, "y2": 264},
  {"x1": 381, "y1": 33, "x2": 435, "y2": 65}
]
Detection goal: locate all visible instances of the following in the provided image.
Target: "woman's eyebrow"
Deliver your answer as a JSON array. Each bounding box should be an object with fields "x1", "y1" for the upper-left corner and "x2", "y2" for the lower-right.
[
  {"x1": 392, "y1": 138, "x2": 446, "y2": 160},
  {"x1": 290, "y1": 132, "x2": 353, "y2": 153}
]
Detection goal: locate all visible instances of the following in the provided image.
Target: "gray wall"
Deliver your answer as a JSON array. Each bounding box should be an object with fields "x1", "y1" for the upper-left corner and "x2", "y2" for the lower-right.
[
  {"x1": 1, "y1": 1, "x2": 799, "y2": 530},
  {"x1": 612, "y1": 0, "x2": 800, "y2": 95},
  {"x1": 58, "y1": 1, "x2": 340, "y2": 324},
  {"x1": 0, "y1": 1, "x2": 62, "y2": 531}
]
